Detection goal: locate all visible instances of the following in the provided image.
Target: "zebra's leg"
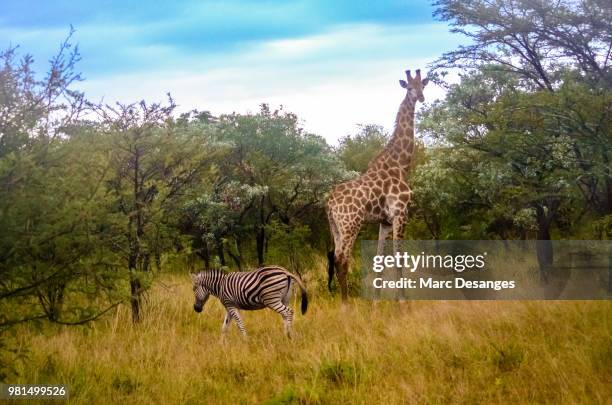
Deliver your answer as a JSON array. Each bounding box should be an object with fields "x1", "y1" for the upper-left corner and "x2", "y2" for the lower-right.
[
  {"x1": 269, "y1": 302, "x2": 294, "y2": 338},
  {"x1": 227, "y1": 307, "x2": 247, "y2": 337},
  {"x1": 221, "y1": 311, "x2": 232, "y2": 334}
]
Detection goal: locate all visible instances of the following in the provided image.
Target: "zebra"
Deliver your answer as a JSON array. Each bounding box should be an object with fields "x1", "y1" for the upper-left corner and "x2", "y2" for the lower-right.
[{"x1": 191, "y1": 266, "x2": 308, "y2": 338}]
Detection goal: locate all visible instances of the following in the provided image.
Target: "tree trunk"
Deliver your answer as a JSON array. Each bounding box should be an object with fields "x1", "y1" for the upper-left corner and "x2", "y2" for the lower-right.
[
  {"x1": 129, "y1": 148, "x2": 144, "y2": 324},
  {"x1": 256, "y1": 226, "x2": 265, "y2": 266},
  {"x1": 201, "y1": 239, "x2": 210, "y2": 269},
  {"x1": 608, "y1": 249, "x2": 612, "y2": 294},
  {"x1": 216, "y1": 238, "x2": 226, "y2": 266},
  {"x1": 129, "y1": 272, "x2": 141, "y2": 324},
  {"x1": 256, "y1": 196, "x2": 267, "y2": 266},
  {"x1": 606, "y1": 177, "x2": 612, "y2": 215},
  {"x1": 535, "y1": 204, "x2": 554, "y2": 284},
  {"x1": 127, "y1": 226, "x2": 141, "y2": 322},
  {"x1": 38, "y1": 280, "x2": 66, "y2": 321},
  {"x1": 227, "y1": 238, "x2": 243, "y2": 270},
  {"x1": 602, "y1": 149, "x2": 611, "y2": 215},
  {"x1": 154, "y1": 251, "x2": 162, "y2": 272}
]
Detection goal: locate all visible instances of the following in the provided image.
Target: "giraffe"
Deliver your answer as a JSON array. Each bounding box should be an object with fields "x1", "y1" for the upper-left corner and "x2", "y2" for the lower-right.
[{"x1": 326, "y1": 69, "x2": 429, "y2": 302}]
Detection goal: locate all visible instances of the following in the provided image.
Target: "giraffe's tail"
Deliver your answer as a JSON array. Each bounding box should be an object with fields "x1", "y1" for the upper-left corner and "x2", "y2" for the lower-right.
[{"x1": 327, "y1": 250, "x2": 335, "y2": 292}]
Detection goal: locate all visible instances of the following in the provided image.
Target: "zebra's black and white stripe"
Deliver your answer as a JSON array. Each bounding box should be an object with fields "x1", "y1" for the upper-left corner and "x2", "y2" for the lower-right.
[{"x1": 191, "y1": 266, "x2": 308, "y2": 338}]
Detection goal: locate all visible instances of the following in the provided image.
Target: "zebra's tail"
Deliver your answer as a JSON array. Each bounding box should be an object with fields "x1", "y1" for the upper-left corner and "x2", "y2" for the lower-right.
[
  {"x1": 327, "y1": 250, "x2": 335, "y2": 292},
  {"x1": 288, "y1": 273, "x2": 309, "y2": 315},
  {"x1": 300, "y1": 286, "x2": 309, "y2": 315}
]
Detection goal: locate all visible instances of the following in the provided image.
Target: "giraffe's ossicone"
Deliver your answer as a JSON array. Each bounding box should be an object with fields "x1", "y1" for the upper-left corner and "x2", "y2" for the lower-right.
[{"x1": 326, "y1": 69, "x2": 429, "y2": 302}]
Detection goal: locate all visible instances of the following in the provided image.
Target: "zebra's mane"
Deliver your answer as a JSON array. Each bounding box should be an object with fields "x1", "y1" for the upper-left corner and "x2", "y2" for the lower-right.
[{"x1": 193, "y1": 268, "x2": 226, "y2": 285}]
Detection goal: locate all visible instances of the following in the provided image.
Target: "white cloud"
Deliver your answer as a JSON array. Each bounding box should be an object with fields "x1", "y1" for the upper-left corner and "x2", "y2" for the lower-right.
[{"x1": 80, "y1": 23, "x2": 458, "y2": 144}]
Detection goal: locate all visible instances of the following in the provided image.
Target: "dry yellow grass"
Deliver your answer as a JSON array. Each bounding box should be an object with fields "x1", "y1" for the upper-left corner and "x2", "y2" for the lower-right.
[{"x1": 7, "y1": 273, "x2": 612, "y2": 404}]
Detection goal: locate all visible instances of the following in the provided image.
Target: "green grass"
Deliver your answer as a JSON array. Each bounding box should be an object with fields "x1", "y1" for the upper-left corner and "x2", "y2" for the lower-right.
[{"x1": 5, "y1": 273, "x2": 612, "y2": 404}]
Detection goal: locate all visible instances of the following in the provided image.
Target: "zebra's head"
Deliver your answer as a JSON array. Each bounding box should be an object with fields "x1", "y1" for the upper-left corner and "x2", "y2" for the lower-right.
[{"x1": 190, "y1": 272, "x2": 210, "y2": 313}]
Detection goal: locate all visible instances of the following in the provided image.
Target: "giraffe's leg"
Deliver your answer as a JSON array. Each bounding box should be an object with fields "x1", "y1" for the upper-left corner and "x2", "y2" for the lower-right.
[
  {"x1": 335, "y1": 230, "x2": 359, "y2": 303},
  {"x1": 392, "y1": 214, "x2": 406, "y2": 241},
  {"x1": 227, "y1": 307, "x2": 247, "y2": 337},
  {"x1": 328, "y1": 210, "x2": 341, "y2": 247},
  {"x1": 377, "y1": 222, "x2": 392, "y2": 254},
  {"x1": 268, "y1": 301, "x2": 295, "y2": 338},
  {"x1": 327, "y1": 210, "x2": 341, "y2": 292},
  {"x1": 392, "y1": 215, "x2": 407, "y2": 300},
  {"x1": 336, "y1": 257, "x2": 349, "y2": 303},
  {"x1": 373, "y1": 222, "x2": 393, "y2": 301},
  {"x1": 329, "y1": 205, "x2": 363, "y2": 303}
]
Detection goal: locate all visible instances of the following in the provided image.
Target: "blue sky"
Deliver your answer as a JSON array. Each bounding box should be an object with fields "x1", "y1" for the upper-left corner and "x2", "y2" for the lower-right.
[{"x1": 0, "y1": 1, "x2": 462, "y2": 143}]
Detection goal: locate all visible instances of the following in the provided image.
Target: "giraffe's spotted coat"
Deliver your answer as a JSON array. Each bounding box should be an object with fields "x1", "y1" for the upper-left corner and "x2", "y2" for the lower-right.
[{"x1": 326, "y1": 69, "x2": 429, "y2": 301}]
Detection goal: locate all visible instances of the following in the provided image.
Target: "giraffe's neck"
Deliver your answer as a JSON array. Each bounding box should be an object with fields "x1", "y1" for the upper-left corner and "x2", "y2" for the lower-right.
[{"x1": 369, "y1": 97, "x2": 415, "y2": 174}]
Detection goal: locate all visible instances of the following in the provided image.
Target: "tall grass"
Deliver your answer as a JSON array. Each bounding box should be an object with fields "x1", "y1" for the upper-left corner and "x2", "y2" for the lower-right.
[{"x1": 6, "y1": 272, "x2": 611, "y2": 404}]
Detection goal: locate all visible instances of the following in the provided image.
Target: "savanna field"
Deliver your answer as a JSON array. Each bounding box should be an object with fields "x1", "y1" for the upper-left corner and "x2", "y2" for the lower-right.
[
  {"x1": 6, "y1": 266, "x2": 611, "y2": 405},
  {"x1": 1, "y1": 2, "x2": 611, "y2": 404}
]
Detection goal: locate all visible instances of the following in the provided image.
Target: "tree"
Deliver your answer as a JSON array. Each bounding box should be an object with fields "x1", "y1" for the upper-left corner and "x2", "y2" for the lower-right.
[
  {"x1": 419, "y1": 66, "x2": 587, "y2": 278},
  {"x1": 428, "y1": 0, "x2": 611, "y2": 279},
  {"x1": 432, "y1": 0, "x2": 611, "y2": 90},
  {"x1": 183, "y1": 104, "x2": 350, "y2": 270},
  {"x1": 92, "y1": 98, "x2": 221, "y2": 322},
  {"x1": 0, "y1": 33, "x2": 122, "y2": 332},
  {"x1": 432, "y1": 0, "x2": 612, "y2": 215},
  {"x1": 337, "y1": 124, "x2": 389, "y2": 173}
]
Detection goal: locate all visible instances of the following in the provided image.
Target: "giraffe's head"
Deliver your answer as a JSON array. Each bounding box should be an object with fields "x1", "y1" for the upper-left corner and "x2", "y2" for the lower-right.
[{"x1": 399, "y1": 69, "x2": 429, "y2": 103}]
